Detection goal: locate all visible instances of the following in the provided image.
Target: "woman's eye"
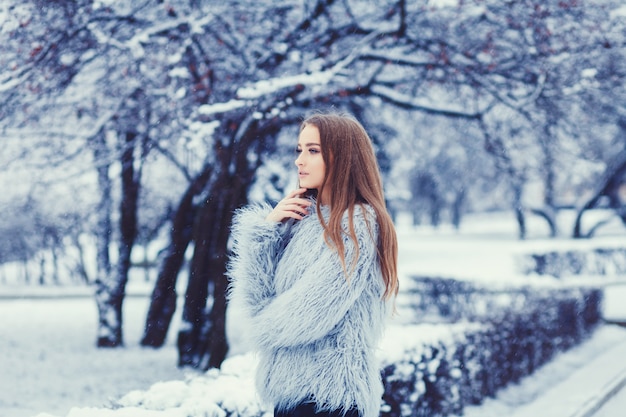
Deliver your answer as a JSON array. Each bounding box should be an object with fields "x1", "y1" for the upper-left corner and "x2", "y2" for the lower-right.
[
  {"x1": 296, "y1": 147, "x2": 302, "y2": 153},
  {"x1": 309, "y1": 149, "x2": 320, "y2": 154}
]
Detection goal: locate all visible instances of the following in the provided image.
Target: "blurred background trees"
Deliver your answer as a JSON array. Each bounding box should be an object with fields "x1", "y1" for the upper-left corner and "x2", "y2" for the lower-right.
[{"x1": 0, "y1": 0, "x2": 624, "y2": 369}]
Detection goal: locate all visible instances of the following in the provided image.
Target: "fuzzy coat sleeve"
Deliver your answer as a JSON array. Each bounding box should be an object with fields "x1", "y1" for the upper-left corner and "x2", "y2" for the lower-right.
[
  {"x1": 231, "y1": 204, "x2": 380, "y2": 350},
  {"x1": 227, "y1": 203, "x2": 290, "y2": 315}
]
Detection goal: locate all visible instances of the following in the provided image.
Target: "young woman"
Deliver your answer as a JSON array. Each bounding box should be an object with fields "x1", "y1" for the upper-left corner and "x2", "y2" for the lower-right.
[{"x1": 227, "y1": 112, "x2": 398, "y2": 417}]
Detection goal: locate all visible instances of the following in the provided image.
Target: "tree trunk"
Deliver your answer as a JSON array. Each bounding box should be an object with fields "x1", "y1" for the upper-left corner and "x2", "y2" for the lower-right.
[
  {"x1": 71, "y1": 234, "x2": 91, "y2": 284},
  {"x1": 175, "y1": 114, "x2": 279, "y2": 369},
  {"x1": 177, "y1": 195, "x2": 213, "y2": 368},
  {"x1": 141, "y1": 166, "x2": 213, "y2": 347},
  {"x1": 531, "y1": 122, "x2": 558, "y2": 237},
  {"x1": 203, "y1": 178, "x2": 242, "y2": 370},
  {"x1": 97, "y1": 130, "x2": 140, "y2": 347},
  {"x1": 573, "y1": 148, "x2": 626, "y2": 238},
  {"x1": 530, "y1": 207, "x2": 557, "y2": 237},
  {"x1": 451, "y1": 189, "x2": 466, "y2": 229},
  {"x1": 478, "y1": 117, "x2": 528, "y2": 239},
  {"x1": 92, "y1": 130, "x2": 115, "y2": 345},
  {"x1": 513, "y1": 182, "x2": 526, "y2": 240},
  {"x1": 177, "y1": 173, "x2": 245, "y2": 369}
]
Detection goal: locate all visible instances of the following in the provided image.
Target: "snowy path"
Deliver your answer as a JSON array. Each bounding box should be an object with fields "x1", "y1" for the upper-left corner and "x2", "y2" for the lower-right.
[
  {"x1": 456, "y1": 324, "x2": 626, "y2": 417},
  {"x1": 508, "y1": 327, "x2": 626, "y2": 417},
  {"x1": 593, "y1": 376, "x2": 626, "y2": 417},
  {"x1": 0, "y1": 296, "x2": 194, "y2": 417}
]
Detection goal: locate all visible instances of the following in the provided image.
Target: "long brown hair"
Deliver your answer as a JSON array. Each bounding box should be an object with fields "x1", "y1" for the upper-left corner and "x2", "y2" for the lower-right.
[{"x1": 300, "y1": 111, "x2": 399, "y2": 299}]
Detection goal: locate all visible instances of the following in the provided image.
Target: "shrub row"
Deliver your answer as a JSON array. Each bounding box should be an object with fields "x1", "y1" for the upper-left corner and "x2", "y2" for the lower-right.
[
  {"x1": 519, "y1": 247, "x2": 626, "y2": 278},
  {"x1": 405, "y1": 276, "x2": 531, "y2": 322},
  {"x1": 77, "y1": 278, "x2": 602, "y2": 417},
  {"x1": 381, "y1": 282, "x2": 602, "y2": 417}
]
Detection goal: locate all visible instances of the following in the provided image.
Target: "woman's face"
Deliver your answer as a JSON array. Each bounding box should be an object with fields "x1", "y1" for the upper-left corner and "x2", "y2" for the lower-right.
[{"x1": 295, "y1": 124, "x2": 326, "y2": 192}]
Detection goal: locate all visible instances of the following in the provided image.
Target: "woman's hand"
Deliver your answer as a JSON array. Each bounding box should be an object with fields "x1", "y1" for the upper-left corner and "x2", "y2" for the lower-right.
[{"x1": 265, "y1": 188, "x2": 312, "y2": 223}]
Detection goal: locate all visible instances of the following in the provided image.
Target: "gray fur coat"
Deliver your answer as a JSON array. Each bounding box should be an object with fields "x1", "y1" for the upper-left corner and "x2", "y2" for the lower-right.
[{"x1": 227, "y1": 202, "x2": 388, "y2": 417}]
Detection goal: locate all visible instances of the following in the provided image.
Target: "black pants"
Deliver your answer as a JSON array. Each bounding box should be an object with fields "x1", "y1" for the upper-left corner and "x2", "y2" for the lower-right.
[{"x1": 274, "y1": 402, "x2": 359, "y2": 417}]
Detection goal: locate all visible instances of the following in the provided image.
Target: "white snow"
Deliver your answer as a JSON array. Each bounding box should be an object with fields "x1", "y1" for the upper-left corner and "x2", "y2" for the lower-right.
[
  {"x1": 1, "y1": 210, "x2": 625, "y2": 417},
  {"x1": 197, "y1": 99, "x2": 248, "y2": 116},
  {"x1": 611, "y1": 5, "x2": 626, "y2": 18},
  {"x1": 429, "y1": 0, "x2": 458, "y2": 7},
  {"x1": 462, "y1": 325, "x2": 626, "y2": 417},
  {"x1": 235, "y1": 43, "x2": 371, "y2": 100},
  {"x1": 508, "y1": 332, "x2": 626, "y2": 417},
  {"x1": 581, "y1": 68, "x2": 598, "y2": 78},
  {"x1": 236, "y1": 71, "x2": 335, "y2": 100},
  {"x1": 0, "y1": 296, "x2": 193, "y2": 417}
]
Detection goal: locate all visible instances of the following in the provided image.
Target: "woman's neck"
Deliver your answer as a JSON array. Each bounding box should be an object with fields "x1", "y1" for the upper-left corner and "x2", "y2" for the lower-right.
[{"x1": 318, "y1": 188, "x2": 332, "y2": 207}]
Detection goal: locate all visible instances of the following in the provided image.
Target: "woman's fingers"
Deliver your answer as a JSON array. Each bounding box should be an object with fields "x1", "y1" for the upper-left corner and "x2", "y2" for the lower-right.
[
  {"x1": 275, "y1": 201, "x2": 310, "y2": 219},
  {"x1": 282, "y1": 203, "x2": 309, "y2": 216},
  {"x1": 265, "y1": 189, "x2": 313, "y2": 222},
  {"x1": 281, "y1": 189, "x2": 312, "y2": 212},
  {"x1": 287, "y1": 188, "x2": 307, "y2": 198}
]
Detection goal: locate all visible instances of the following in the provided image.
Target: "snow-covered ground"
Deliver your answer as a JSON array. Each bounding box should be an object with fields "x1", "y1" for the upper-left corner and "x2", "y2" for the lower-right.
[
  {"x1": 1, "y1": 210, "x2": 625, "y2": 417},
  {"x1": 0, "y1": 296, "x2": 194, "y2": 417},
  {"x1": 594, "y1": 377, "x2": 626, "y2": 417}
]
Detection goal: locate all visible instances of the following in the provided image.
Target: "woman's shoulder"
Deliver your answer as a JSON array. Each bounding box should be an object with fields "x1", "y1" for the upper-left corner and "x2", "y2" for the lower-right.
[
  {"x1": 346, "y1": 203, "x2": 377, "y2": 223},
  {"x1": 316, "y1": 202, "x2": 378, "y2": 235},
  {"x1": 355, "y1": 203, "x2": 376, "y2": 217},
  {"x1": 341, "y1": 204, "x2": 378, "y2": 242}
]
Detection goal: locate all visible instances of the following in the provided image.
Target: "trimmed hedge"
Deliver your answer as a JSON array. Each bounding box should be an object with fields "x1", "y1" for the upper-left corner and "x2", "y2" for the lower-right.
[
  {"x1": 520, "y1": 247, "x2": 626, "y2": 278},
  {"x1": 381, "y1": 277, "x2": 602, "y2": 417},
  {"x1": 405, "y1": 276, "x2": 529, "y2": 322},
  {"x1": 108, "y1": 277, "x2": 602, "y2": 417},
  {"x1": 105, "y1": 280, "x2": 601, "y2": 417}
]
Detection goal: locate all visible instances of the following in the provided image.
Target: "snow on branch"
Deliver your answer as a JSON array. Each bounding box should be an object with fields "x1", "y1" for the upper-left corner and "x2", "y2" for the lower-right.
[
  {"x1": 236, "y1": 31, "x2": 381, "y2": 99},
  {"x1": 236, "y1": 71, "x2": 335, "y2": 100},
  {"x1": 236, "y1": 57, "x2": 353, "y2": 99},
  {"x1": 3, "y1": 101, "x2": 123, "y2": 141},
  {"x1": 0, "y1": 73, "x2": 24, "y2": 93},
  {"x1": 84, "y1": 106, "x2": 124, "y2": 139},
  {"x1": 611, "y1": 5, "x2": 626, "y2": 18},
  {"x1": 124, "y1": 14, "x2": 215, "y2": 58},
  {"x1": 197, "y1": 99, "x2": 249, "y2": 116},
  {"x1": 471, "y1": 72, "x2": 547, "y2": 110},
  {"x1": 0, "y1": 63, "x2": 34, "y2": 93},
  {"x1": 360, "y1": 48, "x2": 436, "y2": 67},
  {"x1": 88, "y1": 13, "x2": 216, "y2": 58},
  {"x1": 370, "y1": 84, "x2": 484, "y2": 118}
]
